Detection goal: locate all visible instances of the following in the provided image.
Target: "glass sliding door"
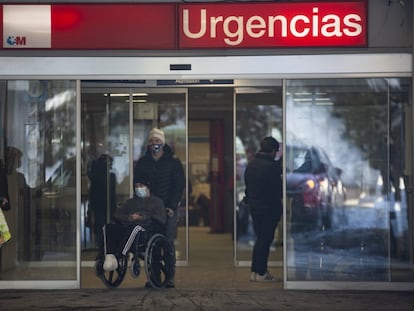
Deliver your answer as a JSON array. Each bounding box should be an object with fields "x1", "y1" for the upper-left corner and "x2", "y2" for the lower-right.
[
  {"x1": 80, "y1": 88, "x2": 131, "y2": 257},
  {"x1": 131, "y1": 88, "x2": 188, "y2": 264},
  {"x1": 0, "y1": 80, "x2": 77, "y2": 286},
  {"x1": 234, "y1": 85, "x2": 283, "y2": 266},
  {"x1": 81, "y1": 85, "x2": 188, "y2": 266},
  {"x1": 285, "y1": 78, "x2": 414, "y2": 286}
]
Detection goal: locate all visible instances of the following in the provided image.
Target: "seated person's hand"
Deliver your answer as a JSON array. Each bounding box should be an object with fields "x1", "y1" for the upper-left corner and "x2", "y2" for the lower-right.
[
  {"x1": 128, "y1": 212, "x2": 144, "y2": 222},
  {"x1": 166, "y1": 208, "x2": 174, "y2": 217}
]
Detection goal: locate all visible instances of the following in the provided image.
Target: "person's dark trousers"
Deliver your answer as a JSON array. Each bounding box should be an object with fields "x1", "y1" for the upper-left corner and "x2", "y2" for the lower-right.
[
  {"x1": 93, "y1": 210, "x2": 107, "y2": 250},
  {"x1": 103, "y1": 223, "x2": 135, "y2": 255},
  {"x1": 250, "y1": 207, "x2": 281, "y2": 275},
  {"x1": 165, "y1": 213, "x2": 177, "y2": 279}
]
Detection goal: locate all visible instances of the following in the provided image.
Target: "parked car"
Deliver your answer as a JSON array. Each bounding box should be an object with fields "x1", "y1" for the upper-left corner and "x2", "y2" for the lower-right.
[{"x1": 286, "y1": 145, "x2": 346, "y2": 232}]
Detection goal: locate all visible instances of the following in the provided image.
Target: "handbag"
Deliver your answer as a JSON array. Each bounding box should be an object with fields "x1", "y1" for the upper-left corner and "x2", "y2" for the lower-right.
[{"x1": 0, "y1": 208, "x2": 11, "y2": 246}]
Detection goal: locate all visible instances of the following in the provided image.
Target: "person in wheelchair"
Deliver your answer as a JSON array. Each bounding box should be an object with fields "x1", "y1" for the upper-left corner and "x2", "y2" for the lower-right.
[{"x1": 102, "y1": 180, "x2": 166, "y2": 272}]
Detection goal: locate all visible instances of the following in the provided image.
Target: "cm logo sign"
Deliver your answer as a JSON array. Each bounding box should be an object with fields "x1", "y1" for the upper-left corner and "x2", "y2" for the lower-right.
[{"x1": 6, "y1": 36, "x2": 27, "y2": 46}]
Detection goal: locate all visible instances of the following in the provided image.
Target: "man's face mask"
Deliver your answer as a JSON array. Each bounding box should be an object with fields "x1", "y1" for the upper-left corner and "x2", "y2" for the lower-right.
[
  {"x1": 135, "y1": 186, "x2": 148, "y2": 198},
  {"x1": 150, "y1": 143, "x2": 163, "y2": 153}
]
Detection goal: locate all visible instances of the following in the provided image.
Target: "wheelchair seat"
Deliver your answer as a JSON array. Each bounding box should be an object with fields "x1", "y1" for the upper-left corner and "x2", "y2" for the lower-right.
[{"x1": 95, "y1": 222, "x2": 174, "y2": 289}]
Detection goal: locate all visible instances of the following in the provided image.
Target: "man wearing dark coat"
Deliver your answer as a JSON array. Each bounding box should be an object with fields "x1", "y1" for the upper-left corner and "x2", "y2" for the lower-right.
[
  {"x1": 244, "y1": 136, "x2": 282, "y2": 282},
  {"x1": 133, "y1": 128, "x2": 185, "y2": 288}
]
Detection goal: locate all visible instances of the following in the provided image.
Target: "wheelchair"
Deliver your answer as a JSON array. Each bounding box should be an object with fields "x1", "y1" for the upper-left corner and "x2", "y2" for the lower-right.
[{"x1": 95, "y1": 223, "x2": 174, "y2": 289}]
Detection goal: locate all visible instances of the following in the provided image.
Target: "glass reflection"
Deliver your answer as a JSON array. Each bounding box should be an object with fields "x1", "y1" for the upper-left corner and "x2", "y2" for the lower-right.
[
  {"x1": 1, "y1": 80, "x2": 77, "y2": 281},
  {"x1": 81, "y1": 93, "x2": 129, "y2": 252},
  {"x1": 80, "y1": 90, "x2": 187, "y2": 263},
  {"x1": 235, "y1": 87, "x2": 283, "y2": 263},
  {"x1": 286, "y1": 78, "x2": 413, "y2": 282}
]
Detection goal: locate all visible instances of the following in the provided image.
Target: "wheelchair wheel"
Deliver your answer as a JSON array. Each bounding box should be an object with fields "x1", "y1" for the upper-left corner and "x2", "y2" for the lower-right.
[
  {"x1": 144, "y1": 233, "x2": 174, "y2": 289},
  {"x1": 95, "y1": 254, "x2": 128, "y2": 289}
]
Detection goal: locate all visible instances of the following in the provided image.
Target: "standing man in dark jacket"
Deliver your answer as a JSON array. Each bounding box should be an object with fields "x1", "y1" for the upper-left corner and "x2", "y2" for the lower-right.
[
  {"x1": 133, "y1": 128, "x2": 185, "y2": 288},
  {"x1": 244, "y1": 136, "x2": 282, "y2": 282},
  {"x1": 89, "y1": 154, "x2": 117, "y2": 250}
]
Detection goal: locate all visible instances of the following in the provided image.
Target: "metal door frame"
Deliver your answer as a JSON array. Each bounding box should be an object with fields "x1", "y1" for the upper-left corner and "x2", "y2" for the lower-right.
[{"x1": 80, "y1": 84, "x2": 189, "y2": 267}]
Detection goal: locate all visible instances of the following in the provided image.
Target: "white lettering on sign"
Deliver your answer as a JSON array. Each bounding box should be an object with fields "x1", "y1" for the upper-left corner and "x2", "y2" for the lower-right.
[{"x1": 182, "y1": 7, "x2": 363, "y2": 46}]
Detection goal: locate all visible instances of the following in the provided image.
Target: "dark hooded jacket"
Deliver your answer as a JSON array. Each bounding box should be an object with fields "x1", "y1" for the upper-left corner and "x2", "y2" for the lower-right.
[
  {"x1": 244, "y1": 151, "x2": 282, "y2": 211},
  {"x1": 89, "y1": 155, "x2": 117, "y2": 216},
  {"x1": 133, "y1": 144, "x2": 185, "y2": 211}
]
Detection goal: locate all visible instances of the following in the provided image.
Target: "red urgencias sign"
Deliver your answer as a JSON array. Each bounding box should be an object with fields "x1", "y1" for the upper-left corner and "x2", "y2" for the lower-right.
[{"x1": 178, "y1": 1, "x2": 367, "y2": 48}]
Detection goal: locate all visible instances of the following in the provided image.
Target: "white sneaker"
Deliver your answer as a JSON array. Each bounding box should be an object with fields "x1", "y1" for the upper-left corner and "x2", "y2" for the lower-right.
[
  {"x1": 251, "y1": 271, "x2": 276, "y2": 282},
  {"x1": 250, "y1": 272, "x2": 256, "y2": 281},
  {"x1": 103, "y1": 254, "x2": 118, "y2": 271}
]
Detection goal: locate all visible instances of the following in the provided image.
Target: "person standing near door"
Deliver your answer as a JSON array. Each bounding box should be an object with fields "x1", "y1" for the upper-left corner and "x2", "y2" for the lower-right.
[
  {"x1": 0, "y1": 158, "x2": 10, "y2": 212},
  {"x1": 89, "y1": 154, "x2": 117, "y2": 251},
  {"x1": 133, "y1": 128, "x2": 185, "y2": 288},
  {"x1": 244, "y1": 136, "x2": 282, "y2": 282}
]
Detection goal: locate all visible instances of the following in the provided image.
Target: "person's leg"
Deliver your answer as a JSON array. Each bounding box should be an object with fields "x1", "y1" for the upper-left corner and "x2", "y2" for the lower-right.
[
  {"x1": 119, "y1": 224, "x2": 144, "y2": 255},
  {"x1": 256, "y1": 216, "x2": 278, "y2": 275},
  {"x1": 94, "y1": 210, "x2": 106, "y2": 251},
  {"x1": 251, "y1": 208, "x2": 281, "y2": 275},
  {"x1": 165, "y1": 213, "x2": 177, "y2": 286},
  {"x1": 102, "y1": 223, "x2": 125, "y2": 271},
  {"x1": 250, "y1": 209, "x2": 270, "y2": 274}
]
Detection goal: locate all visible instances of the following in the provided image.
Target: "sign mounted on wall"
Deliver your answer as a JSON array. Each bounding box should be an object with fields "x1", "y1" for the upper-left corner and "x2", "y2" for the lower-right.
[
  {"x1": 1, "y1": 1, "x2": 367, "y2": 50},
  {"x1": 179, "y1": 1, "x2": 367, "y2": 48},
  {"x1": 1, "y1": 4, "x2": 177, "y2": 49}
]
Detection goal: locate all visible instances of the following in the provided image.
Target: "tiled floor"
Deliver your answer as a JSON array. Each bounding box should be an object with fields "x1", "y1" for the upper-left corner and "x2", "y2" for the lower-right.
[{"x1": 81, "y1": 226, "x2": 283, "y2": 290}]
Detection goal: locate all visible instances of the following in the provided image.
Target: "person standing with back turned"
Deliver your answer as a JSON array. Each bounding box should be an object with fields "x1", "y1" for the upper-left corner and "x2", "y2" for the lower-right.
[
  {"x1": 0, "y1": 159, "x2": 10, "y2": 212},
  {"x1": 244, "y1": 136, "x2": 282, "y2": 282},
  {"x1": 133, "y1": 128, "x2": 185, "y2": 288}
]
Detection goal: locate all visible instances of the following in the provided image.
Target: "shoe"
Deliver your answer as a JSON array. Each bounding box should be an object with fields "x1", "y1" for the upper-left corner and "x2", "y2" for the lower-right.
[
  {"x1": 250, "y1": 270, "x2": 276, "y2": 282},
  {"x1": 103, "y1": 254, "x2": 118, "y2": 271},
  {"x1": 250, "y1": 272, "x2": 256, "y2": 281},
  {"x1": 145, "y1": 279, "x2": 174, "y2": 288}
]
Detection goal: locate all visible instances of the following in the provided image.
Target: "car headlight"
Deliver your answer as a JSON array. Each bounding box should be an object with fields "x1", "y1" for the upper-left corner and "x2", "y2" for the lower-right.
[{"x1": 303, "y1": 179, "x2": 316, "y2": 191}]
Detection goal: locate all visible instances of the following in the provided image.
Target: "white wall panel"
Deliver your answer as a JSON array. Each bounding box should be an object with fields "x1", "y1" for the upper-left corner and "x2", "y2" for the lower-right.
[{"x1": 0, "y1": 54, "x2": 410, "y2": 79}]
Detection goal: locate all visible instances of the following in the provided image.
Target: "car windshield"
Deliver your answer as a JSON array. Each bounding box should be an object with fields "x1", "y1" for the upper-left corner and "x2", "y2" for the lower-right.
[
  {"x1": 287, "y1": 146, "x2": 307, "y2": 173},
  {"x1": 287, "y1": 146, "x2": 322, "y2": 174}
]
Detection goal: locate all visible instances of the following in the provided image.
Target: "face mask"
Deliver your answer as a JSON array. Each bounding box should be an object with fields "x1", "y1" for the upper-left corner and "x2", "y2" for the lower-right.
[
  {"x1": 150, "y1": 144, "x2": 163, "y2": 153},
  {"x1": 135, "y1": 186, "x2": 148, "y2": 198}
]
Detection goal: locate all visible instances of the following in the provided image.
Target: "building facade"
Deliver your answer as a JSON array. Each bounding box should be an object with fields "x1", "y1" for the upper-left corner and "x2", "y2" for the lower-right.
[{"x1": 0, "y1": 0, "x2": 413, "y2": 290}]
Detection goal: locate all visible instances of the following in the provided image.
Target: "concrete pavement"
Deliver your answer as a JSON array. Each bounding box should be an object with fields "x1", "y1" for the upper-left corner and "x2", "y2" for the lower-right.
[
  {"x1": 1, "y1": 228, "x2": 413, "y2": 310},
  {"x1": 0, "y1": 286, "x2": 413, "y2": 311}
]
